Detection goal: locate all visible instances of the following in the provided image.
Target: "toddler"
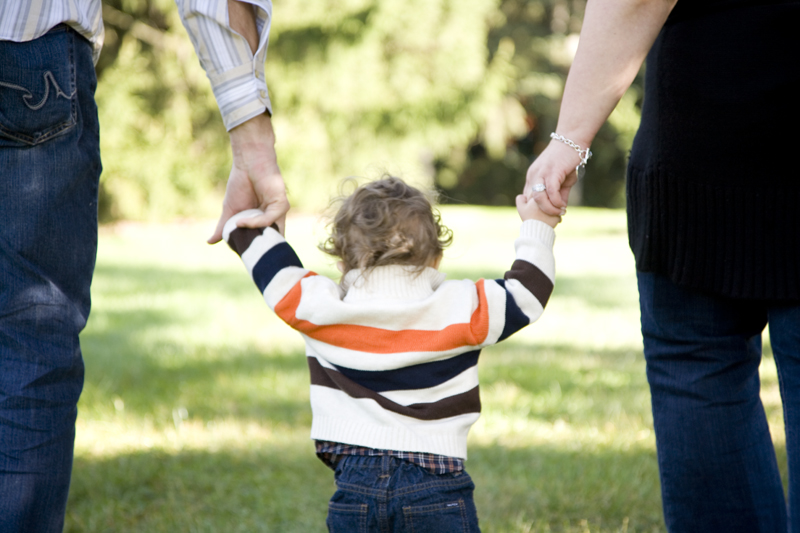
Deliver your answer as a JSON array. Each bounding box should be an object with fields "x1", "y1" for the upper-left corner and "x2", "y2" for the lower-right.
[{"x1": 223, "y1": 177, "x2": 559, "y2": 532}]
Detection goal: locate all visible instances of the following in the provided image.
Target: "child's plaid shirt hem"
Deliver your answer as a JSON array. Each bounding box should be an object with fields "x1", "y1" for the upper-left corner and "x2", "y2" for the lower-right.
[{"x1": 315, "y1": 440, "x2": 464, "y2": 475}]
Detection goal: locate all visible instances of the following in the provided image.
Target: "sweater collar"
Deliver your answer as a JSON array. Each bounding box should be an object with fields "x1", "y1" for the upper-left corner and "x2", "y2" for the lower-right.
[{"x1": 341, "y1": 265, "x2": 447, "y2": 302}]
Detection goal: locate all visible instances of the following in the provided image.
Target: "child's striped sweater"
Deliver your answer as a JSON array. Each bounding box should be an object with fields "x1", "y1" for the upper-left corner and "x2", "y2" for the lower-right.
[{"x1": 223, "y1": 210, "x2": 556, "y2": 460}]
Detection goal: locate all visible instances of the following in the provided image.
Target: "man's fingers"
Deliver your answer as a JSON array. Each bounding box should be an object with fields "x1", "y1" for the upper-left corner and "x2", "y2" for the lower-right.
[
  {"x1": 208, "y1": 207, "x2": 235, "y2": 244},
  {"x1": 235, "y1": 198, "x2": 290, "y2": 235},
  {"x1": 273, "y1": 213, "x2": 287, "y2": 236},
  {"x1": 235, "y1": 212, "x2": 277, "y2": 229},
  {"x1": 207, "y1": 225, "x2": 224, "y2": 245}
]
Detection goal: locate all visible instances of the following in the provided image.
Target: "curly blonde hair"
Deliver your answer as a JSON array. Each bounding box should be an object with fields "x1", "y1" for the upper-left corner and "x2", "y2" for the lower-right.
[{"x1": 319, "y1": 177, "x2": 453, "y2": 275}]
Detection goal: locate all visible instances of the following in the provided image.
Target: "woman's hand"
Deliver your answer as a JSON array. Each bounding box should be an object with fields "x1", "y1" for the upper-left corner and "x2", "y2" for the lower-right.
[
  {"x1": 521, "y1": 0, "x2": 678, "y2": 217},
  {"x1": 524, "y1": 140, "x2": 583, "y2": 217}
]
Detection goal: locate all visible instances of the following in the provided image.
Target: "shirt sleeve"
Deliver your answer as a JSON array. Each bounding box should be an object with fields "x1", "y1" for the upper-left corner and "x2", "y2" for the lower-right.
[{"x1": 175, "y1": 0, "x2": 273, "y2": 130}]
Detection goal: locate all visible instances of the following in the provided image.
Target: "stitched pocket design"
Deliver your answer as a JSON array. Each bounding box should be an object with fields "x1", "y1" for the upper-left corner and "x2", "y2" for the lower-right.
[{"x1": 0, "y1": 29, "x2": 76, "y2": 146}]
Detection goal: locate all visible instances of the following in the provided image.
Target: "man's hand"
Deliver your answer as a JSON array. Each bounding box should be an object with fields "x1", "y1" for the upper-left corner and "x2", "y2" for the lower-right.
[{"x1": 208, "y1": 113, "x2": 290, "y2": 244}]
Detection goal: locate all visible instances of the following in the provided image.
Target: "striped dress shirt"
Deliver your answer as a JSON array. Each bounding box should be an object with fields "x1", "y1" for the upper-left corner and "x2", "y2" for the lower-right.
[
  {"x1": 175, "y1": 0, "x2": 273, "y2": 130},
  {"x1": 0, "y1": 0, "x2": 104, "y2": 62},
  {"x1": 223, "y1": 210, "x2": 557, "y2": 461},
  {"x1": 1, "y1": 0, "x2": 272, "y2": 130}
]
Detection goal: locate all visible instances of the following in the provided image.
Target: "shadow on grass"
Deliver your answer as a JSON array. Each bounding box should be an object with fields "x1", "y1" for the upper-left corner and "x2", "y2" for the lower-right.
[
  {"x1": 66, "y1": 445, "x2": 333, "y2": 533},
  {"x1": 91, "y1": 263, "x2": 262, "y2": 303},
  {"x1": 550, "y1": 274, "x2": 639, "y2": 309},
  {"x1": 469, "y1": 443, "x2": 664, "y2": 532},
  {"x1": 66, "y1": 436, "x2": 790, "y2": 532},
  {"x1": 82, "y1": 262, "x2": 312, "y2": 425},
  {"x1": 478, "y1": 342, "x2": 652, "y2": 428},
  {"x1": 64, "y1": 438, "x2": 691, "y2": 532},
  {"x1": 79, "y1": 339, "x2": 312, "y2": 426}
]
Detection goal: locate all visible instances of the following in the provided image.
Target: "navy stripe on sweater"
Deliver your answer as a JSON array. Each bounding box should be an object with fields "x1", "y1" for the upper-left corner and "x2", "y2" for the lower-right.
[
  {"x1": 495, "y1": 279, "x2": 531, "y2": 342},
  {"x1": 250, "y1": 241, "x2": 303, "y2": 293},
  {"x1": 327, "y1": 350, "x2": 480, "y2": 393},
  {"x1": 228, "y1": 226, "x2": 304, "y2": 293}
]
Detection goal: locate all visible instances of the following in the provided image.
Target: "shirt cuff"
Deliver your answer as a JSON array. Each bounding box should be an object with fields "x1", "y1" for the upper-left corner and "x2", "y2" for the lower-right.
[
  {"x1": 210, "y1": 67, "x2": 273, "y2": 130},
  {"x1": 177, "y1": 0, "x2": 274, "y2": 131}
]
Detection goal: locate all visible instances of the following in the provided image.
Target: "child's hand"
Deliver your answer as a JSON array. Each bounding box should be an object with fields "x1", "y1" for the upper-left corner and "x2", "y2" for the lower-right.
[{"x1": 515, "y1": 194, "x2": 561, "y2": 228}]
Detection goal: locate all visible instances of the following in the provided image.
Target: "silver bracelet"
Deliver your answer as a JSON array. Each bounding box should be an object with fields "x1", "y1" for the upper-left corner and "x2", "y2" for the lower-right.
[{"x1": 550, "y1": 132, "x2": 592, "y2": 179}]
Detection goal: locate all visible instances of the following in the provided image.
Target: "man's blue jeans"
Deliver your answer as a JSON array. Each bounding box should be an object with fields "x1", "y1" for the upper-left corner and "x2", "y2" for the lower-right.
[
  {"x1": 327, "y1": 455, "x2": 481, "y2": 532},
  {"x1": 639, "y1": 271, "x2": 800, "y2": 532},
  {"x1": 0, "y1": 26, "x2": 100, "y2": 532}
]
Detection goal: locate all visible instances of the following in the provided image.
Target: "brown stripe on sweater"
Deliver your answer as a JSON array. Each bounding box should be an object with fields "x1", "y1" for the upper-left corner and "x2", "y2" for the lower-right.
[
  {"x1": 504, "y1": 259, "x2": 554, "y2": 307},
  {"x1": 227, "y1": 227, "x2": 264, "y2": 256},
  {"x1": 307, "y1": 357, "x2": 481, "y2": 420},
  {"x1": 309, "y1": 357, "x2": 339, "y2": 388},
  {"x1": 227, "y1": 223, "x2": 281, "y2": 256}
]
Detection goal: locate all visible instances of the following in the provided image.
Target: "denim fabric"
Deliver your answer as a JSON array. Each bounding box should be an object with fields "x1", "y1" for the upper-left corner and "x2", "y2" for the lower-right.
[
  {"x1": 327, "y1": 455, "x2": 480, "y2": 532},
  {"x1": 771, "y1": 303, "x2": 800, "y2": 531},
  {"x1": 639, "y1": 271, "x2": 800, "y2": 533},
  {"x1": 0, "y1": 25, "x2": 100, "y2": 533}
]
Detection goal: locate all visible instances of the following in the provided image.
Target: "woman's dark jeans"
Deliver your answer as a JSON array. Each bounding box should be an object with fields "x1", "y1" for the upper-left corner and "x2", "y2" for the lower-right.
[
  {"x1": 0, "y1": 25, "x2": 100, "y2": 532},
  {"x1": 327, "y1": 455, "x2": 481, "y2": 532},
  {"x1": 639, "y1": 271, "x2": 800, "y2": 532}
]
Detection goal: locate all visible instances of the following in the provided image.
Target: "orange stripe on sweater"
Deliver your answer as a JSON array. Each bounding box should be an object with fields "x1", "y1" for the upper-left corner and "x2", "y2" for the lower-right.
[{"x1": 274, "y1": 275, "x2": 491, "y2": 353}]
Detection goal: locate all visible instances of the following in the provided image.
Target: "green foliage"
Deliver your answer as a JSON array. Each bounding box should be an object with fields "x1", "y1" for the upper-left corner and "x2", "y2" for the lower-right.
[
  {"x1": 97, "y1": 0, "x2": 511, "y2": 219},
  {"x1": 97, "y1": 1, "x2": 231, "y2": 221},
  {"x1": 434, "y1": 0, "x2": 643, "y2": 208},
  {"x1": 265, "y1": 0, "x2": 513, "y2": 208},
  {"x1": 95, "y1": 0, "x2": 640, "y2": 220}
]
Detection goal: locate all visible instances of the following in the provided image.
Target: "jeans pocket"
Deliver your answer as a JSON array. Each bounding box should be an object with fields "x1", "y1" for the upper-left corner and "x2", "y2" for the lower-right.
[
  {"x1": 0, "y1": 27, "x2": 76, "y2": 146},
  {"x1": 403, "y1": 499, "x2": 475, "y2": 533},
  {"x1": 326, "y1": 501, "x2": 368, "y2": 533}
]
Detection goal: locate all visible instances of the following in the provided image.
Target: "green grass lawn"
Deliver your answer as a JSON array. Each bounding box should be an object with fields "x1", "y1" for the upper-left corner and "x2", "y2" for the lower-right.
[{"x1": 65, "y1": 206, "x2": 786, "y2": 532}]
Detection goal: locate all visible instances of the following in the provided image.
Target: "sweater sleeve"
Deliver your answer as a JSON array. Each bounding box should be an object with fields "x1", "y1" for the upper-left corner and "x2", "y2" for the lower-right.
[
  {"x1": 222, "y1": 210, "x2": 308, "y2": 309},
  {"x1": 493, "y1": 219, "x2": 556, "y2": 342}
]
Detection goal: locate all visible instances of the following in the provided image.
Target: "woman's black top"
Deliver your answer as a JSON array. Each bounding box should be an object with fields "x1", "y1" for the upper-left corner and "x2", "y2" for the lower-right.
[{"x1": 627, "y1": 0, "x2": 800, "y2": 299}]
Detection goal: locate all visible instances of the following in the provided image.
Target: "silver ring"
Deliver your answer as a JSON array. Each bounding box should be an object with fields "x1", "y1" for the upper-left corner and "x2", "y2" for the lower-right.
[{"x1": 531, "y1": 183, "x2": 546, "y2": 193}]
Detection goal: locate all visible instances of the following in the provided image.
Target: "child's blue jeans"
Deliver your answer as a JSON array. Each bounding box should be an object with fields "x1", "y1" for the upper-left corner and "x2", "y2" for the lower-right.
[{"x1": 327, "y1": 455, "x2": 480, "y2": 532}]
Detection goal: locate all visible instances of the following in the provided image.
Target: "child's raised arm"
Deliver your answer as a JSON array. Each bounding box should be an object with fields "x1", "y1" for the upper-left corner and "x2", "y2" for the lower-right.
[{"x1": 223, "y1": 209, "x2": 310, "y2": 312}]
